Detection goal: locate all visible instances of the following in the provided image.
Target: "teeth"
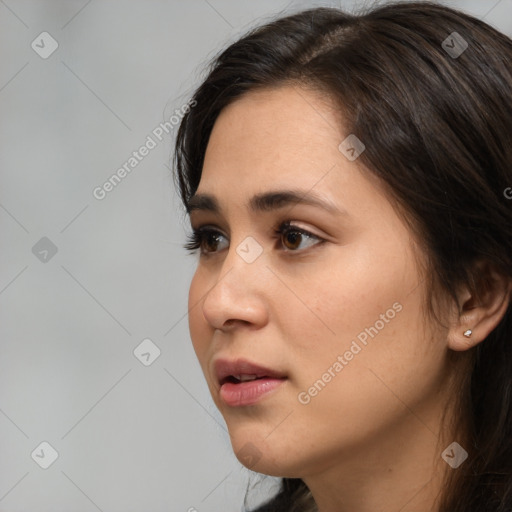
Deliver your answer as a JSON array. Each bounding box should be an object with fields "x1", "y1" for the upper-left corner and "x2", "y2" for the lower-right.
[{"x1": 236, "y1": 374, "x2": 259, "y2": 382}]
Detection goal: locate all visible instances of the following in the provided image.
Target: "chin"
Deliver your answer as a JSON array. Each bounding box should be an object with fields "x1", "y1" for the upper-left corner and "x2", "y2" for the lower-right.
[{"x1": 228, "y1": 427, "x2": 306, "y2": 478}]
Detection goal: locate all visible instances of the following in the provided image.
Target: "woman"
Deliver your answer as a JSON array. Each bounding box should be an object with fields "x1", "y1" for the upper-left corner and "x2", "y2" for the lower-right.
[{"x1": 173, "y1": 2, "x2": 512, "y2": 511}]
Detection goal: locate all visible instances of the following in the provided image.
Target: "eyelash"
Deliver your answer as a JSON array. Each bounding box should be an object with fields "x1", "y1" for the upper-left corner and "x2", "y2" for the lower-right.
[{"x1": 184, "y1": 221, "x2": 325, "y2": 256}]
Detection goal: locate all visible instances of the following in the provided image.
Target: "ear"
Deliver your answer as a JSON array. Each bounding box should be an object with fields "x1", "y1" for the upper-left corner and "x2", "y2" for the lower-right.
[{"x1": 447, "y1": 261, "x2": 512, "y2": 351}]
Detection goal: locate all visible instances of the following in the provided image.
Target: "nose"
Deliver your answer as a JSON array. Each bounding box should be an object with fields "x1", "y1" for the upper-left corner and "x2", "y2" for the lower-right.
[{"x1": 200, "y1": 244, "x2": 269, "y2": 331}]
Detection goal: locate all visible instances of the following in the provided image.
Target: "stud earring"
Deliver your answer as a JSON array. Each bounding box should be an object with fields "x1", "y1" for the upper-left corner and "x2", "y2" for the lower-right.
[{"x1": 463, "y1": 329, "x2": 472, "y2": 338}]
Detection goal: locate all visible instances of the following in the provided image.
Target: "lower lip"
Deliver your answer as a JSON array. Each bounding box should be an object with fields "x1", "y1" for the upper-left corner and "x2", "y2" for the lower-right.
[{"x1": 219, "y1": 378, "x2": 286, "y2": 407}]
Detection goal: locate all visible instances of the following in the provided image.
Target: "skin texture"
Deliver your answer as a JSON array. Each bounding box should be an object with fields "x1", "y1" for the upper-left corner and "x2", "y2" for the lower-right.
[{"x1": 186, "y1": 85, "x2": 511, "y2": 512}]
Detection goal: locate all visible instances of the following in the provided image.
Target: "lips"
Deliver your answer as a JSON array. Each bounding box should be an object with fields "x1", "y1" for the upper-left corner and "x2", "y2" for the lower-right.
[
  {"x1": 214, "y1": 358, "x2": 287, "y2": 386},
  {"x1": 214, "y1": 358, "x2": 287, "y2": 407}
]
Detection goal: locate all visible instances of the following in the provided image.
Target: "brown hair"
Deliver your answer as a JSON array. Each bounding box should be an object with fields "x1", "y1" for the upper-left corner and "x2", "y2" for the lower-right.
[{"x1": 173, "y1": 2, "x2": 512, "y2": 510}]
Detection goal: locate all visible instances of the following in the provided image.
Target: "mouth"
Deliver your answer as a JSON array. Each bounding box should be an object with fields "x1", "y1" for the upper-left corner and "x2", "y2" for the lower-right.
[{"x1": 214, "y1": 358, "x2": 287, "y2": 407}]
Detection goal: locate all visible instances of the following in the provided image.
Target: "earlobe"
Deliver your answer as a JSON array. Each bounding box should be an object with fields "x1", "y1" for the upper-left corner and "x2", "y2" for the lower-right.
[{"x1": 447, "y1": 262, "x2": 512, "y2": 352}]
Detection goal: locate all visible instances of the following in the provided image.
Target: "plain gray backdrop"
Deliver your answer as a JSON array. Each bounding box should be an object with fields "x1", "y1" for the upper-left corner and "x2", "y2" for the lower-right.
[{"x1": 1, "y1": 0, "x2": 511, "y2": 510}]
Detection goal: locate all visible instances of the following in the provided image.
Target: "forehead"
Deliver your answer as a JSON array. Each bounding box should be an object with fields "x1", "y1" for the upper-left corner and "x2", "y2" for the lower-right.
[{"x1": 197, "y1": 85, "x2": 347, "y2": 199}]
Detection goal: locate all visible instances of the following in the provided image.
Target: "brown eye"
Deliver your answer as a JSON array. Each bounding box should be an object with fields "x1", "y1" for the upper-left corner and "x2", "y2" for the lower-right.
[
  {"x1": 277, "y1": 222, "x2": 323, "y2": 252},
  {"x1": 204, "y1": 232, "x2": 222, "y2": 252},
  {"x1": 184, "y1": 227, "x2": 228, "y2": 255},
  {"x1": 282, "y1": 229, "x2": 303, "y2": 250}
]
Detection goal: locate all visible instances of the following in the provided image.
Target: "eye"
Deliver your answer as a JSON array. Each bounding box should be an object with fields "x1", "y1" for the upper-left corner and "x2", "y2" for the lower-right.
[
  {"x1": 274, "y1": 221, "x2": 324, "y2": 252},
  {"x1": 184, "y1": 221, "x2": 324, "y2": 256},
  {"x1": 184, "y1": 226, "x2": 228, "y2": 255}
]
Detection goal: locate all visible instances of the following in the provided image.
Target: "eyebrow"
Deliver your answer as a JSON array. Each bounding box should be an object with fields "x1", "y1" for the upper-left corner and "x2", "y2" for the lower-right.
[{"x1": 186, "y1": 189, "x2": 346, "y2": 216}]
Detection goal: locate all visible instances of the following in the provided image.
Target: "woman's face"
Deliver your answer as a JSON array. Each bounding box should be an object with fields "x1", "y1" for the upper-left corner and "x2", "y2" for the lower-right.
[{"x1": 187, "y1": 85, "x2": 453, "y2": 479}]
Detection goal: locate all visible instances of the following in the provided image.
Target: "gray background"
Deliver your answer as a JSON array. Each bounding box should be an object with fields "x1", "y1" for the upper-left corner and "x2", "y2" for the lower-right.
[{"x1": 0, "y1": 0, "x2": 511, "y2": 511}]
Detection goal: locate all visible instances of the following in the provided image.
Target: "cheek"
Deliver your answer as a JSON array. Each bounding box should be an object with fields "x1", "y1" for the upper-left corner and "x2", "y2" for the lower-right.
[
  {"x1": 187, "y1": 272, "x2": 210, "y2": 363},
  {"x1": 286, "y1": 241, "x2": 414, "y2": 356},
  {"x1": 285, "y1": 237, "x2": 435, "y2": 396},
  {"x1": 290, "y1": 269, "x2": 444, "y2": 424}
]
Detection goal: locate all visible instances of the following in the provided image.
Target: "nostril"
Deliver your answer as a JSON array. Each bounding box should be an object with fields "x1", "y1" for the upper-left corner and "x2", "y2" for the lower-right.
[{"x1": 224, "y1": 319, "x2": 250, "y2": 328}]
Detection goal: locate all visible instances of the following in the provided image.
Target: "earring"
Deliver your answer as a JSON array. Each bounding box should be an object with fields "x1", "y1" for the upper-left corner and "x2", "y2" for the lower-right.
[{"x1": 463, "y1": 329, "x2": 472, "y2": 338}]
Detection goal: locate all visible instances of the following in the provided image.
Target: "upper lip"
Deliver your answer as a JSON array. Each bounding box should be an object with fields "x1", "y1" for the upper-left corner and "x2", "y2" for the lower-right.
[{"x1": 214, "y1": 358, "x2": 287, "y2": 386}]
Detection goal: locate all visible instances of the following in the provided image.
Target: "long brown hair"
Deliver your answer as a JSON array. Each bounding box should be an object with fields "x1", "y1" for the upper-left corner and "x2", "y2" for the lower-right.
[{"x1": 172, "y1": 2, "x2": 512, "y2": 510}]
